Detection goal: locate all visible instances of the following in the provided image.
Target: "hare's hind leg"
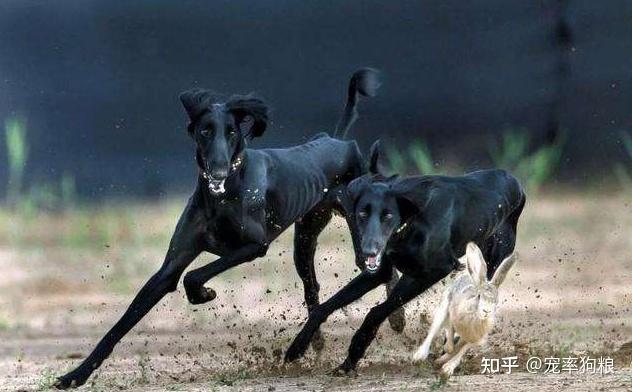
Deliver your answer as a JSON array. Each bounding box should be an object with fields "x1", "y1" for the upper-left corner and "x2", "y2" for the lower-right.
[
  {"x1": 434, "y1": 327, "x2": 456, "y2": 367},
  {"x1": 440, "y1": 340, "x2": 472, "y2": 380},
  {"x1": 413, "y1": 293, "x2": 449, "y2": 362},
  {"x1": 444, "y1": 325, "x2": 455, "y2": 353}
]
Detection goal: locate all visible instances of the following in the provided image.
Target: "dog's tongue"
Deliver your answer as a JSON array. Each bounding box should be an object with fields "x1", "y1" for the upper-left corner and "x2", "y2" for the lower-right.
[{"x1": 208, "y1": 179, "x2": 226, "y2": 194}]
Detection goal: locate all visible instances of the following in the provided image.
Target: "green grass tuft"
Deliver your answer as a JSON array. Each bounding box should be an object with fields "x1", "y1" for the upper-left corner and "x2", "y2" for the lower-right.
[
  {"x1": 3, "y1": 116, "x2": 78, "y2": 214},
  {"x1": 613, "y1": 130, "x2": 632, "y2": 191},
  {"x1": 5, "y1": 117, "x2": 28, "y2": 207},
  {"x1": 36, "y1": 367, "x2": 57, "y2": 390},
  {"x1": 385, "y1": 139, "x2": 440, "y2": 176},
  {"x1": 488, "y1": 128, "x2": 565, "y2": 193}
]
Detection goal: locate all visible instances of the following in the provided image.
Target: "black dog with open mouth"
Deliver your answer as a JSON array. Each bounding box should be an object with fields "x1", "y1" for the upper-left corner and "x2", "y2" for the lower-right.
[
  {"x1": 285, "y1": 142, "x2": 526, "y2": 375},
  {"x1": 55, "y1": 69, "x2": 405, "y2": 389}
]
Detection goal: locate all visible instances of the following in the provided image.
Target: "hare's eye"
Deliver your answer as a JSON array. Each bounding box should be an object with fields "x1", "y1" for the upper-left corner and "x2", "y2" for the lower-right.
[
  {"x1": 383, "y1": 212, "x2": 393, "y2": 221},
  {"x1": 201, "y1": 129, "x2": 210, "y2": 137},
  {"x1": 358, "y1": 210, "x2": 368, "y2": 219}
]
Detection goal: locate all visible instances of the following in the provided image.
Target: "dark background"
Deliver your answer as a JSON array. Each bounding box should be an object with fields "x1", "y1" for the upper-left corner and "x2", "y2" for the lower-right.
[{"x1": 0, "y1": 0, "x2": 631, "y2": 198}]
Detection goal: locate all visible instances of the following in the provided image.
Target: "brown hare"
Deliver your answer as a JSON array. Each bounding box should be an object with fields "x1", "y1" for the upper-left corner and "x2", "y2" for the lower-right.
[{"x1": 413, "y1": 242, "x2": 517, "y2": 379}]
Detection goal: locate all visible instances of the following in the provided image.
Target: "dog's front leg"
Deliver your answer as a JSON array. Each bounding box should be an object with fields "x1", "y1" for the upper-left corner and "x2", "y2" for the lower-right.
[
  {"x1": 336, "y1": 257, "x2": 455, "y2": 375},
  {"x1": 55, "y1": 201, "x2": 205, "y2": 389},
  {"x1": 284, "y1": 267, "x2": 391, "y2": 363},
  {"x1": 385, "y1": 267, "x2": 406, "y2": 333},
  {"x1": 184, "y1": 203, "x2": 268, "y2": 304},
  {"x1": 183, "y1": 242, "x2": 267, "y2": 304}
]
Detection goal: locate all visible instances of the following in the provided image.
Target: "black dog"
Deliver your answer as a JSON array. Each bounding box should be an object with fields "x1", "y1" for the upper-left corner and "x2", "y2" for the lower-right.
[
  {"x1": 55, "y1": 69, "x2": 405, "y2": 388},
  {"x1": 285, "y1": 142, "x2": 526, "y2": 374}
]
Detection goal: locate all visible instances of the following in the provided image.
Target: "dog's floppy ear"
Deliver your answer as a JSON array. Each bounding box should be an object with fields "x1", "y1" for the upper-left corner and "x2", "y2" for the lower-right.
[
  {"x1": 368, "y1": 140, "x2": 384, "y2": 175},
  {"x1": 180, "y1": 89, "x2": 212, "y2": 121},
  {"x1": 395, "y1": 193, "x2": 419, "y2": 223},
  {"x1": 347, "y1": 175, "x2": 371, "y2": 205},
  {"x1": 388, "y1": 181, "x2": 420, "y2": 224},
  {"x1": 180, "y1": 88, "x2": 214, "y2": 135},
  {"x1": 226, "y1": 96, "x2": 268, "y2": 138}
]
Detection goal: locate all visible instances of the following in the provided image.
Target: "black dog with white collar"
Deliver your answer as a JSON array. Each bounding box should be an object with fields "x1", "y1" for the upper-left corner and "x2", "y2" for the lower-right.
[
  {"x1": 55, "y1": 69, "x2": 406, "y2": 388},
  {"x1": 285, "y1": 142, "x2": 526, "y2": 375}
]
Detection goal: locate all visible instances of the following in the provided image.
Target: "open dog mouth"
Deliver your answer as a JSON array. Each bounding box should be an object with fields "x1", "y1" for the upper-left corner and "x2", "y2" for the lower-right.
[
  {"x1": 365, "y1": 252, "x2": 382, "y2": 272},
  {"x1": 201, "y1": 171, "x2": 226, "y2": 194}
]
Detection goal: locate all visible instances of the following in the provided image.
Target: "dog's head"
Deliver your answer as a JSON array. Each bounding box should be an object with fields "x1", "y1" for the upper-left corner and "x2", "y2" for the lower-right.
[
  {"x1": 347, "y1": 141, "x2": 418, "y2": 273},
  {"x1": 180, "y1": 89, "x2": 268, "y2": 194}
]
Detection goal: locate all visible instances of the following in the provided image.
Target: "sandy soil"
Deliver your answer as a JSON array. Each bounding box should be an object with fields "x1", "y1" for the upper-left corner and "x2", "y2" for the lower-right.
[{"x1": 0, "y1": 194, "x2": 631, "y2": 391}]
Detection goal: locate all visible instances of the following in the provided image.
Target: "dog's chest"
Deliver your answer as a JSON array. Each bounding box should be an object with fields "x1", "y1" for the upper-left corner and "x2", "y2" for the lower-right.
[
  {"x1": 203, "y1": 193, "x2": 266, "y2": 254},
  {"x1": 386, "y1": 225, "x2": 428, "y2": 275},
  {"x1": 204, "y1": 216, "x2": 242, "y2": 253}
]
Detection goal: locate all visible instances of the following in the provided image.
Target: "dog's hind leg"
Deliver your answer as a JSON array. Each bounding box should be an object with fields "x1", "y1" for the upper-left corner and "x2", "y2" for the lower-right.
[
  {"x1": 385, "y1": 268, "x2": 406, "y2": 333},
  {"x1": 294, "y1": 203, "x2": 333, "y2": 352}
]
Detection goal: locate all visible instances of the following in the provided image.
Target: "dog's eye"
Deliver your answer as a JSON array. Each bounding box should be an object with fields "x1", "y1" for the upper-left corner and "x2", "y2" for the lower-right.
[
  {"x1": 383, "y1": 212, "x2": 393, "y2": 221},
  {"x1": 358, "y1": 211, "x2": 368, "y2": 219},
  {"x1": 200, "y1": 129, "x2": 211, "y2": 137}
]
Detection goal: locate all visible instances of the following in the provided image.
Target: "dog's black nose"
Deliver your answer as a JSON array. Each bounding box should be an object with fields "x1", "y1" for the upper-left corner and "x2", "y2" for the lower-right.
[
  {"x1": 361, "y1": 243, "x2": 379, "y2": 257},
  {"x1": 360, "y1": 237, "x2": 381, "y2": 257},
  {"x1": 210, "y1": 167, "x2": 229, "y2": 179}
]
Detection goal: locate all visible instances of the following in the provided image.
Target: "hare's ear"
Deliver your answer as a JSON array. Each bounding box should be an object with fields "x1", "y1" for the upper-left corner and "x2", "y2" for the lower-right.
[
  {"x1": 465, "y1": 242, "x2": 487, "y2": 285},
  {"x1": 490, "y1": 252, "x2": 518, "y2": 287},
  {"x1": 347, "y1": 175, "x2": 371, "y2": 202}
]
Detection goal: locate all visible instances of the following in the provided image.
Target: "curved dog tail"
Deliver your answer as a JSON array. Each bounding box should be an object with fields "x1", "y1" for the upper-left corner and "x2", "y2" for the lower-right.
[{"x1": 334, "y1": 68, "x2": 381, "y2": 140}]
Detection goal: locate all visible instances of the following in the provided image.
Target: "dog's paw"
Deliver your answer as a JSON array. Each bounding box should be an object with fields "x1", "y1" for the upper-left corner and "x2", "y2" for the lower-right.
[
  {"x1": 330, "y1": 364, "x2": 357, "y2": 377},
  {"x1": 54, "y1": 370, "x2": 88, "y2": 389},
  {"x1": 284, "y1": 338, "x2": 309, "y2": 363},
  {"x1": 311, "y1": 329, "x2": 325, "y2": 352},
  {"x1": 388, "y1": 307, "x2": 406, "y2": 333},
  {"x1": 186, "y1": 286, "x2": 217, "y2": 305}
]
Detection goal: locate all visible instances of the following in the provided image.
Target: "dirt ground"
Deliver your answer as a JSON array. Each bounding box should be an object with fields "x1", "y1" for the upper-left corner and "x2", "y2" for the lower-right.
[{"x1": 1, "y1": 193, "x2": 631, "y2": 391}]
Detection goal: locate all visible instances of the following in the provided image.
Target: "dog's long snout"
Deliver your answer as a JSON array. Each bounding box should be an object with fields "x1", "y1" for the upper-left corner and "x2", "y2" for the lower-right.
[
  {"x1": 205, "y1": 130, "x2": 231, "y2": 179},
  {"x1": 361, "y1": 219, "x2": 384, "y2": 257},
  {"x1": 361, "y1": 239, "x2": 380, "y2": 257},
  {"x1": 209, "y1": 165, "x2": 229, "y2": 179}
]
